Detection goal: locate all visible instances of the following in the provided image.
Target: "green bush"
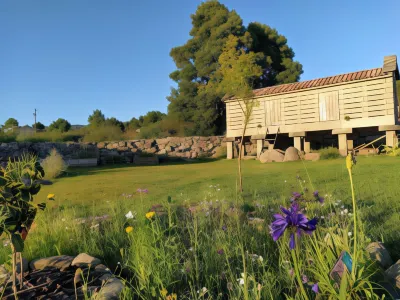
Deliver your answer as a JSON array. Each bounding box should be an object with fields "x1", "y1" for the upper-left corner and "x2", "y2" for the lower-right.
[
  {"x1": 316, "y1": 147, "x2": 341, "y2": 160},
  {"x1": 41, "y1": 148, "x2": 67, "y2": 179},
  {"x1": 0, "y1": 131, "x2": 17, "y2": 143},
  {"x1": 16, "y1": 131, "x2": 81, "y2": 142},
  {"x1": 82, "y1": 125, "x2": 123, "y2": 142},
  {"x1": 214, "y1": 145, "x2": 227, "y2": 158}
]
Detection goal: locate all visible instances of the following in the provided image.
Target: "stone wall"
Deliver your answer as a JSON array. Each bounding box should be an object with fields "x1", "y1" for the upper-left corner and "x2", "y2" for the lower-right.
[{"x1": 0, "y1": 136, "x2": 249, "y2": 165}]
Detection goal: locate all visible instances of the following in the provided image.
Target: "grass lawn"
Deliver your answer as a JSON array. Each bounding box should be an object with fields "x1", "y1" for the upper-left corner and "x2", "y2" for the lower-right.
[
  {"x1": 2, "y1": 156, "x2": 400, "y2": 298},
  {"x1": 35, "y1": 156, "x2": 400, "y2": 258}
]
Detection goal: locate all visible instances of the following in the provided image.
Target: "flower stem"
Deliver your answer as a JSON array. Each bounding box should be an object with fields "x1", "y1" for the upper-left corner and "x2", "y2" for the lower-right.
[
  {"x1": 347, "y1": 168, "x2": 357, "y2": 279},
  {"x1": 291, "y1": 237, "x2": 308, "y2": 300}
]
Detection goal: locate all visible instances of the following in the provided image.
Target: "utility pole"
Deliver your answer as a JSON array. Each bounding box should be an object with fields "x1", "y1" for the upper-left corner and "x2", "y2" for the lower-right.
[{"x1": 33, "y1": 109, "x2": 37, "y2": 132}]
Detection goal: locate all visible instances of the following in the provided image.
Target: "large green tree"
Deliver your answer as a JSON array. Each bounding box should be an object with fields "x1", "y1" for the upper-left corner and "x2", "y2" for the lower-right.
[
  {"x1": 4, "y1": 118, "x2": 19, "y2": 128},
  {"x1": 48, "y1": 118, "x2": 71, "y2": 133},
  {"x1": 105, "y1": 117, "x2": 125, "y2": 131},
  {"x1": 167, "y1": 1, "x2": 303, "y2": 135},
  {"x1": 88, "y1": 109, "x2": 106, "y2": 127}
]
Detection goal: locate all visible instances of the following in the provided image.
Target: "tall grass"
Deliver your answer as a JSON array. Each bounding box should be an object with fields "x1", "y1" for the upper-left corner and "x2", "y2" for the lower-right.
[
  {"x1": 0, "y1": 168, "x2": 393, "y2": 298},
  {"x1": 41, "y1": 148, "x2": 67, "y2": 179},
  {"x1": 317, "y1": 147, "x2": 341, "y2": 160}
]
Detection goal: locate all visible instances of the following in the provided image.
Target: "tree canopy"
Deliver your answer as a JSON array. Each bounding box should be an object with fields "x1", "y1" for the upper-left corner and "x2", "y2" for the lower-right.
[
  {"x1": 4, "y1": 118, "x2": 19, "y2": 128},
  {"x1": 48, "y1": 118, "x2": 71, "y2": 133},
  {"x1": 105, "y1": 117, "x2": 125, "y2": 131},
  {"x1": 167, "y1": 1, "x2": 303, "y2": 135},
  {"x1": 33, "y1": 122, "x2": 45, "y2": 130},
  {"x1": 88, "y1": 109, "x2": 106, "y2": 127}
]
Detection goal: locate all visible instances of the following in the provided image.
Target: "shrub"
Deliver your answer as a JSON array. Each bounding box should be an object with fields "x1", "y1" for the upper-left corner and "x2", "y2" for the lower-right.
[
  {"x1": 82, "y1": 125, "x2": 123, "y2": 142},
  {"x1": 382, "y1": 143, "x2": 400, "y2": 156},
  {"x1": 0, "y1": 131, "x2": 17, "y2": 143},
  {"x1": 316, "y1": 147, "x2": 341, "y2": 160},
  {"x1": 48, "y1": 118, "x2": 71, "y2": 133},
  {"x1": 16, "y1": 130, "x2": 82, "y2": 142},
  {"x1": 41, "y1": 149, "x2": 67, "y2": 179},
  {"x1": 214, "y1": 145, "x2": 227, "y2": 158}
]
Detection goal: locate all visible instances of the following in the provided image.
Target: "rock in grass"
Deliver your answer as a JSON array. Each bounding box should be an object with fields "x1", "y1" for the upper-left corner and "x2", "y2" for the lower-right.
[
  {"x1": 385, "y1": 259, "x2": 400, "y2": 289},
  {"x1": 259, "y1": 150, "x2": 284, "y2": 163},
  {"x1": 96, "y1": 277, "x2": 124, "y2": 300},
  {"x1": 366, "y1": 242, "x2": 393, "y2": 268},
  {"x1": 30, "y1": 255, "x2": 74, "y2": 271},
  {"x1": 283, "y1": 147, "x2": 300, "y2": 162},
  {"x1": 71, "y1": 253, "x2": 101, "y2": 267},
  {"x1": 304, "y1": 153, "x2": 320, "y2": 161}
]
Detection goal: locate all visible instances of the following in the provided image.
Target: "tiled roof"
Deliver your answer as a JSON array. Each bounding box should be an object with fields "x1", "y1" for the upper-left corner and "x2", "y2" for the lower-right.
[{"x1": 250, "y1": 68, "x2": 384, "y2": 97}]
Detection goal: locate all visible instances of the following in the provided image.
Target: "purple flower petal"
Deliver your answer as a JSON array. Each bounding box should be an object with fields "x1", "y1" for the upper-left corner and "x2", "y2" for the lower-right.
[
  {"x1": 289, "y1": 233, "x2": 295, "y2": 249},
  {"x1": 312, "y1": 283, "x2": 319, "y2": 294}
]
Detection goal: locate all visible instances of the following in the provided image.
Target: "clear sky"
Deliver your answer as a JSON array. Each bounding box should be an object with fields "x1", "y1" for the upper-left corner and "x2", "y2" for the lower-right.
[{"x1": 1, "y1": 0, "x2": 399, "y2": 126}]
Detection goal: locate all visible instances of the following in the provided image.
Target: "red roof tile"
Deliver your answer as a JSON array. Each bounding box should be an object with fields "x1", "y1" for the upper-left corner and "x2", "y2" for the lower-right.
[{"x1": 245, "y1": 67, "x2": 384, "y2": 98}]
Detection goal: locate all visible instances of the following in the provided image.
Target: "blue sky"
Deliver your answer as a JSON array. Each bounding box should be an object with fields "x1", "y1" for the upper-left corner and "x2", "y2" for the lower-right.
[{"x1": 1, "y1": 0, "x2": 399, "y2": 126}]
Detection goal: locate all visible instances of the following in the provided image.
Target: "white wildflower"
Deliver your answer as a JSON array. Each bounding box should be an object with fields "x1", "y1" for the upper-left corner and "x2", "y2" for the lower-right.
[
  {"x1": 61, "y1": 218, "x2": 66, "y2": 222},
  {"x1": 258, "y1": 256, "x2": 264, "y2": 263},
  {"x1": 344, "y1": 209, "x2": 348, "y2": 214},
  {"x1": 237, "y1": 278, "x2": 245, "y2": 285},
  {"x1": 125, "y1": 211, "x2": 134, "y2": 219},
  {"x1": 348, "y1": 232, "x2": 352, "y2": 237}
]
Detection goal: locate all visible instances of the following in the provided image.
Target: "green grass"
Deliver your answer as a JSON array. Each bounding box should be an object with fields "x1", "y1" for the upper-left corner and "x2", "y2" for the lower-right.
[{"x1": 1, "y1": 156, "x2": 399, "y2": 298}]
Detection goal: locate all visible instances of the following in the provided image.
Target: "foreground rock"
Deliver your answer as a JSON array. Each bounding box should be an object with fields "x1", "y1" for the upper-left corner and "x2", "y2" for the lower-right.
[
  {"x1": 1, "y1": 253, "x2": 123, "y2": 299},
  {"x1": 283, "y1": 147, "x2": 300, "y2": 162},
  {"x1": 385, "y1": 259, "x2": 400, "y2": 289},
  {"x1": 366, "y1": 242, "x2": 393, "y2": 268},
  {"x1": 259, "y1": 150, "x2": 284, "y2": 163}
]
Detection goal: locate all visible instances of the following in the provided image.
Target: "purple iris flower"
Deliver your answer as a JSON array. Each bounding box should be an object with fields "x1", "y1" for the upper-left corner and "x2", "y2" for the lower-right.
[
  {"x1": 222, "y1": 225, "x2": 227, "y2": 231},
  {"x1": 217, "y1": 249, "x2": 224, "y2": 255},
  {"x1": 290, "y1": 192, "x2": 302, "y2": 202},
  {"x1": 270, "y1": 203, "x2": 318, "y2": 250},
  {"x1": 312, "y1": 283, "x2": 319, "y2": 294},
  {"x1": 313, "y1": 190, "x2": 324, "y2": 203}
]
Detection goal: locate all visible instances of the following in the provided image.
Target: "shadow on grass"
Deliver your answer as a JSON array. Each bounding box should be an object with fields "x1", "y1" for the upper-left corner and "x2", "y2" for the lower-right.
[{"x1": 62, "y1": 157, "x2": 226, "y2": 178}]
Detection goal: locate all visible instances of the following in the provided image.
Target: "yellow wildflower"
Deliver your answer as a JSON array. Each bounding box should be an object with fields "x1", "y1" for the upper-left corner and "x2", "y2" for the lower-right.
[
  {"x1": 166, "y1": 294, "x2": 177, "y2": 300},
  {"x1": 346, "y1": 153, "x2": 356, "y2": 170},
  {"x1": 160, "y1": 287, "x2": 168, "y2": 297},
  {"x1": 146, "y1": 211, "x2": 155, "y2": 220},
  {"x1": 125, "y1": 226, "x2": 133, "y2": 233},
  {"x1": 47, "y1": 193, "x2": 55, "y2": 200}
]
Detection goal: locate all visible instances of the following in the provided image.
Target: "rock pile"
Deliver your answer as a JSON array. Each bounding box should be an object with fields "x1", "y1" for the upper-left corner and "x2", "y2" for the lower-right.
[{"x1": 0, "y1": 253, "x2": 123, "y2": 299}]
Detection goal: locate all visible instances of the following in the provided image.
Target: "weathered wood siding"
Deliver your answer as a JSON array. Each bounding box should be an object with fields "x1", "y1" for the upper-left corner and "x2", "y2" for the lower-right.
[{"x1": 226, "y1": 75, "x2": 397, "y2": 137}]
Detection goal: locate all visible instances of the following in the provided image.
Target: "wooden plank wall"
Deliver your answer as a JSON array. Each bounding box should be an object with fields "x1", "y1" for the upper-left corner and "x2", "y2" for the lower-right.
[{"x1": 226, "y1": 76, "x2": 394, "y2": 136}]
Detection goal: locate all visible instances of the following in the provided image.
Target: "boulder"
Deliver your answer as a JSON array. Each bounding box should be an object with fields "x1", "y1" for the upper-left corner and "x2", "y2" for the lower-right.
[
  {"x1": 118, "y1": 141, "x2": 126, "y2": 147},
  {"x1": 284, "y1": 147, "x2": 300, "y2": 162},
  {"x1": 16, "y1": 256, "x2": 29, "y2": 274},
  {"x1": 158, "y1": 149, "x2": 167, "y2": 155},
  {"x1": 71, "y1": 253, "x2": 101, "y2": 267},
  {"x1": 30, "y1": 255, "x2": 74, "y2": 271},
  {"x1": 97, "y1": 142, "x2": 106, "y2": 149},
  {"x1": 304, "y1": 153, "x2": 320, "y2": 161},
  {"x1": 96, "y1": 277, "x2": 124, "y2": 300},
  {"x1": 366, "y1": 242, "x2": 393, "y2": 268},
  {"x1": 385, "y1": 259, "x2": 400, "y2": 289},
  {"x1": 259, "y1": 150, "x2": 284, "y2": 163}
]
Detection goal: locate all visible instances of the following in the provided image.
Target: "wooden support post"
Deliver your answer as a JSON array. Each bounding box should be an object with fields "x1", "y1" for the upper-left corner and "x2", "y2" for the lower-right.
[
  {"x1": 294, "y1": 137, "x2": 302, "y2": 151},
  {"x1": 386, "y1": 131, "x2": 398, "y2": 147},
  {"x1": 347, "y1": 140, "x2": 354, "y2": 151},
  {"x1": 227, "y1": 141, "x2": 233, "y2": 159},
  {"x1": 256, "y1": 139, "x2": 263, "y2": 158},
  {"x1": 338, "y1": 133, "x2": 348, "y2": 156}
]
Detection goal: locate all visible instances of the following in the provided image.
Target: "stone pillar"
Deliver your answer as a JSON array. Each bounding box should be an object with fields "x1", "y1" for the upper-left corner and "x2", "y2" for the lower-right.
[
  {"x1": 338, "y1": 134, "x2": 348, "y2": 156},
  {"x1": 386, "y1": 131, "x2": 398, "y2": 147},
  {"x1": 294, "y1": 137, "x2": 302, "y2": 151},
  {"x1": 332, "y1": 128, "x2": 353, "y2": 157},
  {"x1": 227, "y1": 141, "x2": 233, "y2": 159},
  {"x1": 256, "y1": 139, "x2": 263, "y2": 158},
  {"x1": 289, "y1": 132, "x2": 306, "y2": 152},
  {"x1": 303, "y1": 139, "x2": 311, "y2": 154}
]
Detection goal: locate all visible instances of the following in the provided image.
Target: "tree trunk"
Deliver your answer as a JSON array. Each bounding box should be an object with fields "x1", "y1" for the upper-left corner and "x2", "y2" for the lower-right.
[{"x1": 238, "y1": 122, "x2": 248, "y2": 193}]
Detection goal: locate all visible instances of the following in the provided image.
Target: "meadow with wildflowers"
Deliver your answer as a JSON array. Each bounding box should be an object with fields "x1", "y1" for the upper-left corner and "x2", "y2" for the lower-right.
[{"x1": 1, "y1": 156, "x2": 400, "y2": 298}]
